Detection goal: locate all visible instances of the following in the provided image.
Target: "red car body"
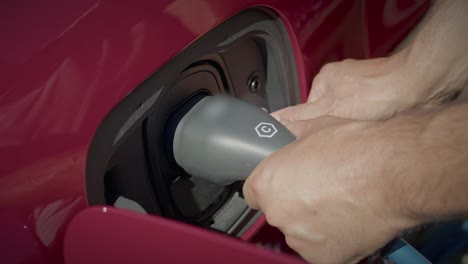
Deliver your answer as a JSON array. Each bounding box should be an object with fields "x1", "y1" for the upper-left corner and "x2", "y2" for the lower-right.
[{"x1": 0, "y1": 1, "x2": 429, "y2": 263}]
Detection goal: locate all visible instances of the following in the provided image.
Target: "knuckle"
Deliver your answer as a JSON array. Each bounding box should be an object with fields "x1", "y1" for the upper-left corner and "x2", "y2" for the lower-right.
[
  {"x1": 248, "y1": 174, "x2": 264, "y2": 198},
  {"x1": 342, "y1": 58, "x2": 356, "y2": 65},
  {"x1": 284, "y1": 234, "x2": 304, "y2": 255},
  {"x1": 284, "y1": 235, "x2": 297, "y2": 249},
  {"x1": 314, "y1": 69, "x2": 328, "y2": 85},
  {"x1": 320, "y1": 62, "x2": 336, "y2": 73},
  {"x1": 263, "y1": 208, "x2": 283, "y2": 228},
  {"x1": 311, "y1": 74, "x2": 327, "y2": 96},
  {"x1": 245, "y1": 167, "x2": 270, "y2": 205},
  {"x1": 319, "y1": 61, "x2": 342, "y2": 76},
  {"x1": 313, "y1": 62, "x2": 339, "y2": 90}
]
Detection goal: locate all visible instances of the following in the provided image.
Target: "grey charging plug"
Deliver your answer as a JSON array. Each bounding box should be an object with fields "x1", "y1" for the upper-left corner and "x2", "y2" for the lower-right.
[{"x1": 165, "y1": 95, "x2": 295, "y2": 185}]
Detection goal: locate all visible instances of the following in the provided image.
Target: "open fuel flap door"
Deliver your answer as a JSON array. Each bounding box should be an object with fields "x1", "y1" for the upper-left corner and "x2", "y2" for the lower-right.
[{"x1": 64, "y1": 206, "x2": 305, "y2": 264}]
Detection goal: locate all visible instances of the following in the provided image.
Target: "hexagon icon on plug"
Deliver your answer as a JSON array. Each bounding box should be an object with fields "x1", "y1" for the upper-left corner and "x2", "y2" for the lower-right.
[{"x1": 255, "y1": 122, "x2": 278, "y2": 138}]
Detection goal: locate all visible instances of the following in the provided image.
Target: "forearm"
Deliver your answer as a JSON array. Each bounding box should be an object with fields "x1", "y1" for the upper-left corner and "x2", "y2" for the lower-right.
[
  {"x1": 400, "y1": 0, "x2": 468, "y2": 106},
  {"x1": 381, "y1": 102, "x2": 468, "y2": 225}
]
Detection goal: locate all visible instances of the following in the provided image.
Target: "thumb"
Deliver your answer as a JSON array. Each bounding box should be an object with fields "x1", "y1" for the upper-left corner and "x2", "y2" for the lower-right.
[{"x1": 271, "y1": 97, "x2": 333, "y2": 124}]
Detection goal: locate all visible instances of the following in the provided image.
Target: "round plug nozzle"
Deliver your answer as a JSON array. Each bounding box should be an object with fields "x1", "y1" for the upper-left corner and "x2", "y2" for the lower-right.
[{"x1": 164, "y1": 95, "x2": 295, "y2": 185}]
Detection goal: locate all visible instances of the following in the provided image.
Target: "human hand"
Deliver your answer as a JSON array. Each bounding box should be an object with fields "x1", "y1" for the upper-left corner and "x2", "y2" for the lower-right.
[
  {"x1": 243, "y1": 117, "x2": 418, "y2": 264},
  {"x1": 273, "y1": 50, "x2": 429, "y2": 123},
  {"x1": 274, "y1": 1, "x2": 468, "y2": 124}
]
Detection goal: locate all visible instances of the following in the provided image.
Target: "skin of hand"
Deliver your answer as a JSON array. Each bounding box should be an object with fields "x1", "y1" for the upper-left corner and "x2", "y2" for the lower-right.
[
  {"x1": 273, "y1": 52, "x2": 419, "y2": 122},
  {"x1": 242, "y1": 1, "x2": 468, "y2": 263},
  {"x1": 273, "y1": 0, "x2": 468, "y2": 123},
  {"x1": 243, "y1": 116, "x2": 419, "y2": 264},
  {"x1": 243, "y1": 102, "x2": 468, "y2": 264}
]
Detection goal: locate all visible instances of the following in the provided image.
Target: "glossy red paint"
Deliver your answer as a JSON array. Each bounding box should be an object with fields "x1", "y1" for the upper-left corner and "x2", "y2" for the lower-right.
[
  {"x1": 0, "y1": 1, "x2": 428, "y2": 263},
  {"x1": 64, "y1": 206, "x2": 306, "y2": 264},
  {"x1": 365, "y1": 0, "x2": 430, "y2": 57}
]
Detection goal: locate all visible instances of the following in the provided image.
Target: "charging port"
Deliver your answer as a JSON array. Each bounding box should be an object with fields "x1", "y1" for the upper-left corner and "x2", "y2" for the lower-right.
[{"x1": 86, "y1": 8, "x2": 300, "y2": 236}]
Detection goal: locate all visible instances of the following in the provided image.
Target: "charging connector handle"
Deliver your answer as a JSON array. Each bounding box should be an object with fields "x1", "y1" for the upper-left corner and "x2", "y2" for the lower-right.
[{"x1": 172, "y1": 95, "x2": 295, "y2": 185}]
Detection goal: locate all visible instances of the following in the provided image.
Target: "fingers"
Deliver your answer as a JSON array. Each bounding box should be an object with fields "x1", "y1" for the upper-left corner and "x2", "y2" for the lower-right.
[
  {"x1": 308, "y1": 65, "x2": 330, "y2": 103},
  {"x1": 284, "y1": 120, "x2": 316, "y2": 138},
  {"x1": 271, "y1": 61, "x2": 336, "y2": 123},
  {"x1": 285, "y1": 115, "x2": 351, "y2": 138},
  {"x1": 307, "y1": 88, "x2": 323, "y2": 103},
  {"x1": 243, "y1": 168, "x2": 261, "y2": 210},
  {"x1": 243, "y1": 150, "x2": 283, "y2": 210},
  {"x1": 271, "y1": 97, "x2": 333, "y2": 123},
  {"x1": 244, "y1": 115, "x2": 351, "y2": 210}
]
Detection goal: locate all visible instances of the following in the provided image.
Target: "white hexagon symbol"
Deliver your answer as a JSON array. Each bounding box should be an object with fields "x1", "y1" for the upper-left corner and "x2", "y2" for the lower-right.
[{"x1": 255, "y1": 122, "x2": 278, "y2": 138}]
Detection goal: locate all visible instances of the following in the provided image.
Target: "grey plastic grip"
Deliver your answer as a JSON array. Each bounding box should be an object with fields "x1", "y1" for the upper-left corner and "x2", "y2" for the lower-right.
[{"x1": 173, "y1": 95, "x2": 295, "y2": 185}]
